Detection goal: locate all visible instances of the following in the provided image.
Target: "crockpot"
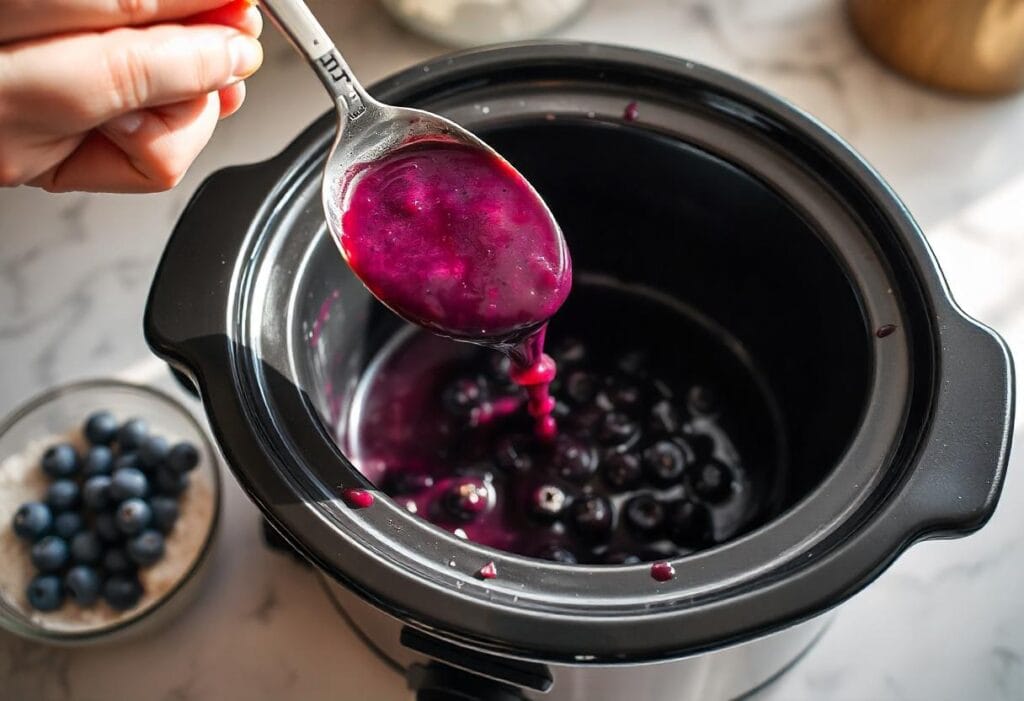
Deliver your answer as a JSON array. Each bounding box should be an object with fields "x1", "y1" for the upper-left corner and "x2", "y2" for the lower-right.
[{"x1": 145, "y1": 44, "x2": 1014, "y2": 700}]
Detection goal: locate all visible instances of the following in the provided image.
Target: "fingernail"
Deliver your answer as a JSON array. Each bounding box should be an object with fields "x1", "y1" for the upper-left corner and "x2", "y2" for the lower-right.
[
  {"x1": 230, "y1": 35, "x2": 262, "y2": 79},
  {"x1": 106, "y1": 111, "x2": 144, "y2": 136}
]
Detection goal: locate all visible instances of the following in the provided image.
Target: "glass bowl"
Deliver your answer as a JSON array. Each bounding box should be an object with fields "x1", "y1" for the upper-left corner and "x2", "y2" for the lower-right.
[{"x1": 0, "y1": 379, "x2": 221, "y2": 644}]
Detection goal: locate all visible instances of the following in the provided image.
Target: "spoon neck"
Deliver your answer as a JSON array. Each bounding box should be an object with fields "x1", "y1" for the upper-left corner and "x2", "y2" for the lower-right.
[{"x1": 311, "y1": 46, "x2": 370, "y2": 121}]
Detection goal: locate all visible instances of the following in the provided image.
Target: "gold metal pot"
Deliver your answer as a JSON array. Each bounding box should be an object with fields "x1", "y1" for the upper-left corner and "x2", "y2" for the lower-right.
[{"x1": 848, "y1": 0, "x2": 1024, "y2": 95}]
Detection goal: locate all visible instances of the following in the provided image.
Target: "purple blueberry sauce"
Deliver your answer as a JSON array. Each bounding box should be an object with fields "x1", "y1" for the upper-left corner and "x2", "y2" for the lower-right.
[{"x1": 338, "y1": 137, "x2": 571, "y2": 439}]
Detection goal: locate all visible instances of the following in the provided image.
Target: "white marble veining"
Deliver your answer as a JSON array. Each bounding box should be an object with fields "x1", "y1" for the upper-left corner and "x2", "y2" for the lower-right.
[{"x1": 1, "y1": 1, "x2": 1022, "y2": 699}]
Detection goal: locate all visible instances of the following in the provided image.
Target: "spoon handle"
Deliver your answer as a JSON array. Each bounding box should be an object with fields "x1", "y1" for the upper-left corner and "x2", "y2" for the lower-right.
[{"x1": 259, "y1": 0, "x2": 369, "y2": 119}]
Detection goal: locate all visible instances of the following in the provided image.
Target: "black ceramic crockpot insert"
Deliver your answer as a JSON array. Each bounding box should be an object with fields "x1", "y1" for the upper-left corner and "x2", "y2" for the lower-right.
[{"x1": 145, "y1": 43, "x2": 1013, "y2": 662}]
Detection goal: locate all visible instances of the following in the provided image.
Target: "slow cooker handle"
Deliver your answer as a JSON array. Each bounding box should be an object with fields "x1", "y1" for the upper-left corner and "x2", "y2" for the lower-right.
[{"x1": 412, "y1": 664, "x2": 525, "y2": 701}]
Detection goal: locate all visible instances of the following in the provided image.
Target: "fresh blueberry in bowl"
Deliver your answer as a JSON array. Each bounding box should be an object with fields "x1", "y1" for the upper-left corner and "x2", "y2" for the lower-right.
[
  {"x1": 46, "y1": 479, "x2": 80, "y2": 512},
  {"x1": 103, "y1": 575, "x2": 143, "y2": 611},
  {"x1": 109, "y1": 467, "x2": 148, "y2": 501},
  {"x1": 26, "y1": 574, "x2": 64, "y2": 612},
  {"x1": 41, "y1": 444, "x2": 78, "y2": 478},
  {"x1": 126, "y1": 529, "x2": 165, "y2": 567},
  {"x1": 115, "y1": 498, "x2": 152, "y2": 535},
  {"x1": 53, "y1": 511, "x2": 83, "y2": 539},
  {"x1": 138, "y1": 436, "x2": 170, "y2": 469},
  {"x1": 149, "y1": 496, "x2": 180, "y2": 534},
  {"x1": 102, "y1": 547, "x2": 135, "y2": 574},
  {"x1": 155, "y1": 466, "x2": 189, "y2": 496},
  {"x1": 84, "y1": 410, "x2": 119, "y2": 446},
  {"x1": 30, "y1": 535, "x2": 69, "y2": 573},
  {"x1": 112, "y1": 452, "x2": 140, "y2": 471},
  {"x1": 569, "y1": 495, "x2": 614, "y2": 541},
  {"x1": 166, "y1": 442, "x2": 200, "y2": 473},
  {"x1": 82, "y1": 445, "x2": 114, "y2": 477},
  {"x1": 82, "y1": 475, "x2": 113, "y2": 511},
  {"x1": 64, "y1": 566, "x2": 101, "y2": 606},
  {"x1": 70, "y1": 531, "x2": 104, "y2": 565},
  {"x1": 117, "y1": 418, "x2": 149, "y2": 451},
  {"x1": 12, "y1": 501, "x2": 52, "y2": 541},
  {"x1": 94, "y1": 511, "x2": 122, "y2": 544}
]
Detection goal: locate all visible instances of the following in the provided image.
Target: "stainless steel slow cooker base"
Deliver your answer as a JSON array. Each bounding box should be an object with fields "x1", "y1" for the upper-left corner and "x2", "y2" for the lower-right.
[{"x1": 322, "y1": 576, "x2": 830, "y2": 701}]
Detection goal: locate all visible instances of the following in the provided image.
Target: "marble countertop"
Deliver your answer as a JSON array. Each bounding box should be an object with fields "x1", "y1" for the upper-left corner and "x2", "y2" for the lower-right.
[{"x1": 2, "y1": 1, "x2": 1023, "y2": 699}]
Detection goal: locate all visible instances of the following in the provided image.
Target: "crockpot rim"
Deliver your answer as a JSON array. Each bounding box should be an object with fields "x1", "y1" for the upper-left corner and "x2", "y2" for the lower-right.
[{"x1": 145, "y1": 42, "x2": 1013, "y2": 662}]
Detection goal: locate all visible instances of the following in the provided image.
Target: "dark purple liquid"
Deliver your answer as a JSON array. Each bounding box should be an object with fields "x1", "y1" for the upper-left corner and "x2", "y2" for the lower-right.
[
  {"x1": 344, "y1": 283, "x2": 781, "y2": 563},
  {"x1": 339, "y1": 137, "x2": 571, "y2": 438}
]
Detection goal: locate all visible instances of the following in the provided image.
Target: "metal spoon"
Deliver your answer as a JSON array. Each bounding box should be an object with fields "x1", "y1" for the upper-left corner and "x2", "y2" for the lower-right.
[{"x1": 259, "y1": 0, "x2": 566, "y2": 341}]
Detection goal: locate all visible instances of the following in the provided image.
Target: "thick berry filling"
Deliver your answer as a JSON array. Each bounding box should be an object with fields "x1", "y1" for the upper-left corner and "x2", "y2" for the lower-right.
[{"x1": 345, "y1": 282, "x2": 784, "y2": 565}]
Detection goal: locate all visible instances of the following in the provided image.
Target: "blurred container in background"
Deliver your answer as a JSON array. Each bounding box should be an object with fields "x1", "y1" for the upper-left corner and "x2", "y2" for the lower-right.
[
  {"x1": 849, "y1": 0, "x2": 1024, "y2": 95},
  {"x1": 380, "y1": 0, "x2": 588, "y2": 47}
]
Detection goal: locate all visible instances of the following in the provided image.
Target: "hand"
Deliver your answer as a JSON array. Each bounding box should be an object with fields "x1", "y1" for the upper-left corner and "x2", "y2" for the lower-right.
[{"x1": 0, "y1": 0, "x2": 264, "y2": 193}]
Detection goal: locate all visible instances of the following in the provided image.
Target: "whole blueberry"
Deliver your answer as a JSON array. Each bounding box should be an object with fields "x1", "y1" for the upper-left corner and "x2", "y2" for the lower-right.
[
  {"x1": 84, "y1": 410, "x2": 119, "y2": 445},
  {"x1": 94, "y1": 512, "x2": 122, "y2": 544},
  {"x1": 552, "y1": 436, "x2": 598, "y2": 483},
  {"x1": 155, "y1": 466, "x2": 189, "y2": 496},
  {"x1": 690, "y1": 460, "x2": 735, "y2": 503},
  {"x1": 115, "y1": 498, "x2": 152, "y2": 535},
  {"x1": 648, "y1": 400, "x2": 682, "y2": 436},
  {"x1": 46, "y1": 479, "x2": 80, "y2": 512},
  {"x1": 41, "y1": 443, "x2": 78, "y2": 478},
  {"x1": 102, "y1": 547, "x2": 134, "y2": 574},
  {"x1": 53, "y1": 511, "x2": 83, "y2": 539},
  {"x1": 608, "y1": 379, "x2": 644, "y2": 412},
  {"x1": 109, "y1": 467, "x2": 148, "y2": 501},
  {"x1": 127, "y1": 529, "x2": 165, "y2": 566},
  {"x1": 493, "y1": 434, "x2": 533, "y2": 473},
  {"x1": 139, "y1": 436, "x2": 170, "y2": 469},
  {"x1": 64, "y1": 565, "x2": 101, "y2": 606},
  {"x1": 82, "y1": 445, "x2": 114, "y2": 477},
  {"x1": 12, "y1": 501, "x2": 52, "y2": 541},
  {"x1": 112, "y1": 452, "x2": 140, "y2": 471},
  {"x1": 687, "y1": 385, "x2": 719, "y2": 417},
  {"x1": 166, "y1": 441, "x2": 200, "y2": 473},
  {"x1": 383, "y1": 472, "x2": 435, "y2": 496},
  {"x1": 564, "y1": 371, "x2": 599, "y2": 405},
  {"x1": 598, "y1": 411, "x2": 640, "y2": 448},
  {"x1": 666, "y1": 499, "x2": 714, "y2": 549},
  {"x1": 643, "y1": 440, "x2": 694, "y2": 486},
  {"x1": 442, "y1": 480, "x2": 491, "y2": 522},
  {"x1": 103, "y1": 575, "x2": 143, "y2": 610},
  {"x1": 26, "y1": 574, "x2": 64, "y2": 611},
  {"x1": 30, "y1": 535, "x2": 70, "y2": 573},
  {"x1": 552, "y1": 337, "x2": 586, "y2": 365},
  {"x1": 617, "y1": 350, "x2": 649, "y2": 378},
  {"x1": 639, "y1": 544, "x2": 680, "y2": 562},
  {"x1": 601, "y1": 452, "x2": 643, "y2": 491},
  {"x1": 117, "y1": 418, "x2": 149, "y2": 451},
  {"x1": 148, "y1": 496, "x2": 180, "y2": 534},
  {"x1": 527, "y1": 484, "x2": 568, "y2": 522},
  {"x1": 569, "y1": 496, "x2": 614, "y2": 541},
  {"x1": 624, "y1": 494, "x2": 666, "y2": 537},
  {"x1": 82, "y1": 475, "x2": 113, "y2": 511},
  {"x1": 70, "y1": 531, "x2": 103, "y2": 564},
  {"x1": 535, "y1": 543, "x2": 577, "y2": 564}
]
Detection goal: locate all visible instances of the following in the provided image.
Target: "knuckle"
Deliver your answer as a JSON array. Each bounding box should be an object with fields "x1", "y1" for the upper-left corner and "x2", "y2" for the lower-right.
[
  {"x1": 105, "y1": 42, "x2": 151, "y2": 111},
  {"x1": 149, "y1": 157, "x2": 188, "y2": 191},
  {"x1": 116, "y1": 0, "x2": 159, "y2": 25}
]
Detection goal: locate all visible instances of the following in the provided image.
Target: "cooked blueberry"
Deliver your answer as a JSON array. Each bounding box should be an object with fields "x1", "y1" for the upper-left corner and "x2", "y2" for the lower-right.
[
  {"x1": 383, "y1": 472, "x2": 435, "y2": 496},
  {"x1": 127, "y1": 529, "x2": 165, "y2": 566},
  {"x1": 103, "y1": 574, "x2": 143, "y2": 610},
  {"x1": 608, "y1": 379, "x2": 644, "y2": 411},
  {"x1": 617, "y1": 350, "x2": 649, "y2": 378},
  {"x1": 687, "y1": 385, "x2": 718, "y2": 417},
  {"x1": 102, "y1": 547, "x2": 134, "y2": 574},
  {"x1": 155, "y1": 466, "x2": 189, "y2": 496},
  {"x1": 84, "y1": 410, "x2": 119, "y2": 445},
  {"x1": 567, "y1": 405, "x2": 603, "y2": 432},
  {"x1": 94, "y1": 512, "x2": 122, "y2": 544},
  {"x1": 443, "y1": 480, "x2": 491, "y2": 521},
  {"x1": 109, "y1": 467, "x2": 148, "y2": 501},
  {"x1": 624, "y1": 495, "x2": 665, "y2": 537},
  {"x1": 552, "y1": 337, "x2": 586, "y2": 365},
  {"x1": 648, "y1": 400, "x2": 682, "y2": 436},
  {"x1": 688, "y1": 433, "x2": 716, "y2": 459},
  {"x1": 139, "y1": 436, "x2": 170, "y2": 469},
  {"x1": 46, "y1": 479, "x2": 80, "y2": 511},
  {"x1": 494, "y1": 434, "x2": 533, "y2": 473},
  {"x1": 166, "y1": 441, "x2": 200, "y2": 473},
  {"x1": 552, "y1": 401, "x2": 571, "y2": 420},
  {"x1": 116, "y1": 498, "x2": 152, "y2": 535},
  {"x1": 603, "y1": 551, "x2": 642, "y2": 565},
  {"x1": 442, "y1": 378, "x2": 487, "y2": 417},
  {"x1": 528, "y1": 484, "x2": 568, "y2": 522},
  {"x1": 41, "y1": 443, "x2": 78, "y2": 478},
  {"x1": 535, "y1": 543, "x2": 577, "y2": 564},
  {"x1": 598, "y1": 411, "x2": 640, "y2": 447},
  {"x1": 639, "y1": 544, "x2": 680, "y2": 562},
  {"x1": 31, "y1": 535, "x2": 69, "y2": 573},
  {"x1": 569, "y1": 496, "x2": 614, "y2": 540},
  {"x1": 552, "y1": 436, "x2": 598, "y2": 483},
  {"x1": 70, "y1": 531, "x2": 103, "y2": 564},
  {"x1": 643, "y1": 440, "x2": 694, "y2": 486},
  {"x1": 666, "y1": 499, "x2": 714, "y2": 548},
  {"x1": 691, "y1": 460, "x2": 734, "y2": 503},
  {"x1": 117, "y1": 418, "x2": 149, "y2": 451},
  {"x1": 487, "y1": 352, "x2": 511, "y2": 380},
  {"x1": 27, "y1": 574, "x2": 64, "y2": 611},
  {"x1": 564, "y1": 371, "x2": 599, "y2": 405},
  {"x1": 602, "y1": 452, "x2": 642, "y2": 491},
  {"x1": 64, "y1": 565, "x2": 101, "y2": 606},
  {"x1": 113, "y1": 453, "x2": 140, "y2": 473},
  {"x1": 82, "y1": 445, "x2": 114, "y2": 477},
  {"x1": 149, "y1": 496, "x2": 180, "y2": 533},
  {"x1": 82, "y1": 475, "x2": 113, "y2": 511},
  {"x1": 53, "y1": 512, "x2": 83, "y2": 539},
  {"x1": 12, "y1": 501, "x2": 51, "y2": 541}
]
